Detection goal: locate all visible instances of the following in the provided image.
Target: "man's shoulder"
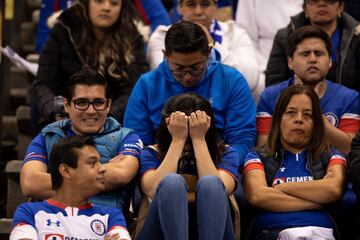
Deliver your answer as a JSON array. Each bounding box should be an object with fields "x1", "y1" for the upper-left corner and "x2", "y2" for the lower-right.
[{"x1": 261, "y1": 80, "x2": 289, "y2": 99}]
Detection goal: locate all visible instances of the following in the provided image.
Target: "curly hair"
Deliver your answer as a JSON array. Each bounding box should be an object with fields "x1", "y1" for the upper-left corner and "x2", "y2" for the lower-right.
[{"x1": 70, "y1": 0, "x2": 141, "y2": 81}]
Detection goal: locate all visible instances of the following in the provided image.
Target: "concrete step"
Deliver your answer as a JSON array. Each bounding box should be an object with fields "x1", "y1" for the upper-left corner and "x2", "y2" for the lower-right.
[
  {"x1": 27, "y1": 0, "x2": 41, "y2": 9},
  {"x1": 2, "y1": 116, "x2": 17, "y2": 142},
  {"x1": 9, "y1": 66, "x2": 29, "y2": 89},
  {"x1": 10, "y1": 88, "x2": 29, "y2": 109}
]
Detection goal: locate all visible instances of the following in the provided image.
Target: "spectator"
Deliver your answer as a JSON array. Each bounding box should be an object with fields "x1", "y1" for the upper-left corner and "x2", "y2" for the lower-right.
[
  {"x1": 257, "y1": 25, "x2": 359, "y2": 154},
  {"x1": 124, "y1": 21, "x2": 256, "y2": 164},
  {"x1": 32, "y1": 0, "x2": 148, "y2": 131},
  {"x1": 21, "y1": 69, "x2": 142, "y2": 212},
  {"x1": 147, "y1": 0, "x2": 260, "y2": 92},
  {"x1": 266, "y1": 0, "x2": 360, "y2": 93},
  {"x1": 136, "y1": 93, "x2": 239, "y2": 239},
  {"x1": 349, "y1": 131, "x2": 360, "y2": 239},
  {"x1": 11, "y1": 135, "x2": 131, "y2": 240},
  {"x1": 244, "y1": 84, "x2": 347, "y2": 240}
]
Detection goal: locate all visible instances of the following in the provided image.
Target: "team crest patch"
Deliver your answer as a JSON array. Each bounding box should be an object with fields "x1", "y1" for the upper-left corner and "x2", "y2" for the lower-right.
[
  {"x1": 272, "y1": 177, "x2": 285, "y2": 186},
  {"x1": 90, "y1": 219, "x2": 106, "y2": 236},
  {"x1": 45, "y1": 233, "x2": 64, "y2": 240},
  {"x1": 324, "y1": 112, "x2": 339, "y2": 127}
]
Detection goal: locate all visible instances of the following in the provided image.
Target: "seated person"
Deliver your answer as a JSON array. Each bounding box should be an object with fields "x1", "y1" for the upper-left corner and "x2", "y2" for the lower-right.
[
  {"x1": 266, "y1": 0, "x2": 360, "y2": 93},
  {"x1": 147, "y1": 0, "x2": 260, "y2": 91},
  {"x1": 124, "y1": 20, "x2": 256, "y2": 164},
  {"x1": 21, "y1": 69, "x2": 142, "y2": 212},
  {"x1": 32, "y1": 0, "x2": 148, "y2": 130},
  {"x1": 137, "y1": 93, "x2": 239, "y2": 239},
  {"x1": 257, "y1": 25, "x2": 360, "y2": 154},
  {"x1": 350, "y1": 131, "x2": 360, "y2": 239},
  {"x1": 11, "y1": 135, "x2": 131, "y2": 240},
  {"x1": 243, "y1": 84, "x2": 347, "y2": 240}
]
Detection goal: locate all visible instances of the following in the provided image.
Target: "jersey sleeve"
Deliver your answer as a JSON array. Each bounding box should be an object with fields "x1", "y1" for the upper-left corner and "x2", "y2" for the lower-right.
[
  {"x1": 106, "y1": 207, "x2": 130, "y2": 239},
  {"x1": 117, "y1": 132, "x2": 143, "y2": 158},
  {"x1": 139, "y1": 147, "x2": 161, "y2": 175},
  {"x1": 10, "y1": 224, "x2": 37, "y2": 240},
  {"x1": 23, "y1": 133, "x2": 48, "y2": 165},
  {"x1": 256, "y1": 90, "x2": 274, "y2": 135},
  {"x1": 217, "y1": 146, "x2": 240, "y2": 180},
  {"x1": 338, "y1": 93, "x2": 360, "y2": 134},
  {"x1": 12, "y1": 203, "x2": 36, "y2": 229},
  {"x1": 327, "y1": 148, "x2": 347, "y2": 169},
  {"x1": 242, "y1": 149, "x2": 265, "y2": 175}
]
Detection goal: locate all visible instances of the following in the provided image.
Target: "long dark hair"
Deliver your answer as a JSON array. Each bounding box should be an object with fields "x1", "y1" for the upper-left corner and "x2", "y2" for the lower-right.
[
  {"x1": 265, "y1": 85, "x2": 329, "y2": 160},
  {"x1": 68, "y1": 0, "x2": 141, "y2": 81},
  {"x1": 157, "y1": 93, "x2": 223, "y2": 165}
]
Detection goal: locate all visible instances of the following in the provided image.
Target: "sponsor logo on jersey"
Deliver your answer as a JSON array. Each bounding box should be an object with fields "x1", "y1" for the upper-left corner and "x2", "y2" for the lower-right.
[
  {"x1": 45, "y1": 233, "x2": 64, "y2": 240},
  {"x1": 286, "y1": 176, "x2": 313, "y2": 182},
  {"x1": 272, "y1": 177, "x2": 285, "y2": 186},
  {"x1": 90, "y1": 219, "x2": 106, "y2": 236},
  {"x1": 324, "y1": 112, "x2": 339, "y2": 127}
]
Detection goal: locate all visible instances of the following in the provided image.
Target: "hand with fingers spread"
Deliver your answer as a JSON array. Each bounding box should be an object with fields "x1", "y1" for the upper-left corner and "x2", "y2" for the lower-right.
[
  {"x1": 166, "y1": 111, "x2": 189, "y2": 142},
  {"x1": 189, "y1": 110, "x2": 211, "y2": 141}
]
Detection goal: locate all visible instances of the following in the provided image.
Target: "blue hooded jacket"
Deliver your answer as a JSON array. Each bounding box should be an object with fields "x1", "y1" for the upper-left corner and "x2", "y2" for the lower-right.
[{"x1": 124, "y1": 50, "x2": 256, "y2": 165}]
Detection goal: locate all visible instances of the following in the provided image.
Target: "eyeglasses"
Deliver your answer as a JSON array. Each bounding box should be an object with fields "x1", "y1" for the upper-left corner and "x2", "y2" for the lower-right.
[
  {"x1": 306, "y1": 0, "x2": 339, "y2": 5},
  {"x1": 71, "y1": 98, "x2": 108, "y2": 111},
  {"x1": 181, "y1": 0, "x2": 217, "y2": 9},
  {"x1": 170, "y1": 59, "x2": 208, "y2": 79}
]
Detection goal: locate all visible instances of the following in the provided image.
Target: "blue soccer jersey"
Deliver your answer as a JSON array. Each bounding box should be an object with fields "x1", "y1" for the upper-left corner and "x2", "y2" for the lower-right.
[
  {"x1": 243, "y1": 149, "x2": 346, "y2": 229},
  {"x1": 257, "y1": 79, "x2": 360, "y2": 135},
  {"x1": 11, "y1": 199, "x2": 130, "y2": 239},
  {"x1": 140, "y1": 145, "x2": 240, "y2": 181}
]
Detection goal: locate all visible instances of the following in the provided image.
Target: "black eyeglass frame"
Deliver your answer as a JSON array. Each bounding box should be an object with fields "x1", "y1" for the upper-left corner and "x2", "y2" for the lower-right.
[{"x1": 71, "y1": 98, "x2": 109, "y2": 111}]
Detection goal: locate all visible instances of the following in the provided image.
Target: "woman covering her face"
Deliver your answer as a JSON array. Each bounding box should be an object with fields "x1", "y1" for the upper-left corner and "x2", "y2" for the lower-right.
[
  {"x1": 137, "y1": 93, "x2": 240, "y2": 240},
  {"x1": 243, "y1": 84, "x2": 347, "y2": 240},
  {"x1": 32, "y1": 0, "x2": 149, "y2": 130}
]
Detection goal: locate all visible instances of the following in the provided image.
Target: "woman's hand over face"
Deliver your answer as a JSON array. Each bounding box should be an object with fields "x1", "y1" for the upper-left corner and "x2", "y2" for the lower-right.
[
  {"x1": 166, "y1": 111, "x2": 189, "y2": 142},
  {"x1": 189, "y1": 110, "x2": 211, "y2": 141}
]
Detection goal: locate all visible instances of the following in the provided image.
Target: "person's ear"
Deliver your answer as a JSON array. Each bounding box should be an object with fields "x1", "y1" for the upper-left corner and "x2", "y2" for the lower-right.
[
  {"x1": 59, "y1": 163, "x2": 71, "y2": 180},
  {"x1": 106, "y1": 99, "x2": 111, "y2": 114},
  {"x1": 288, "y1": 56, "x2": 294, "y2": 70},
  {"x1": 162, "y1": 49, "x2": 166, "y2": 58},
  {"x1": 328, "y1": 59, "x2": 332, "y2": 69},
  {"x1": 64, "y1": 98, "x2": 70, "y2": 114}
]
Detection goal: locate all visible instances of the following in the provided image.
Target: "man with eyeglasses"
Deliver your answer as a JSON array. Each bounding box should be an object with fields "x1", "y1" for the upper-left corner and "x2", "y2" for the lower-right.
[
  {"x1": 266, "y1": 0, "x2": 360, "y2": 93},
  {"x1": 124, "y1": 21, "x2": 256, "y2": 166},
  {"x1": 21, "y1": 69, "x2": 142, "y2": 214},
  {"x1": 147, "y1": 0, "x2": 260, "y2": 95}
]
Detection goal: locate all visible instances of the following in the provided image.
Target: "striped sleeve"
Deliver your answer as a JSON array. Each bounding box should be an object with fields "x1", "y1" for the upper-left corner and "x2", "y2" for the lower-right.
[{"x1": 243, "y1": 149, "x2": 264, "y2": 175}]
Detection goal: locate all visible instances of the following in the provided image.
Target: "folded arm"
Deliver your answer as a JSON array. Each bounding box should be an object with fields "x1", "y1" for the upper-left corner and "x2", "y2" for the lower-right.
[
  {"x1": 274, "y1": 164, "x2": 346, "y2": 204},
  {"x1": 243, "y1": 169, "x2": 321, "y2": 212}
]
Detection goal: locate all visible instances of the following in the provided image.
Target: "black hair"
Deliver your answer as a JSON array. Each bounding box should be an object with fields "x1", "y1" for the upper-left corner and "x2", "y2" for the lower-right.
[
  {"x1": 287, "y1": 25, "x2": 332, "y2": 58},
  {"x1": 63, "y1": 68, "x2": 110, "y2": 100},
  {"x1": 157, "y1": 93, "x2": 223, "y2": 165},
  {"x1": 164, "y1": 21, "x2": 209, "y2": 56},
  {"x1": 49, "y1": 135, "x2": 96, "y2": 190}
]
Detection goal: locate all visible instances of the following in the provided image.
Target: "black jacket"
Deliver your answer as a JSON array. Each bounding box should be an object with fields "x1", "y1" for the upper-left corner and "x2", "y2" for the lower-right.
[
  {"x1": 265, "y1": 12, "x2": 360, "y2": 92},
  {"x1": 33, "y1": 4, "x2": 149, "y2": 130},
  {"x1": 350, "y1": 132, "x2": 360, "y2": 196}
]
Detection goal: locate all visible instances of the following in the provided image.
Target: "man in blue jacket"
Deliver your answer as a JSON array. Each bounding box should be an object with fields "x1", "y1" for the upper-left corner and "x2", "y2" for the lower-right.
[{"x1": 124, "y1": 20, "x2": 256, "y2": 165}]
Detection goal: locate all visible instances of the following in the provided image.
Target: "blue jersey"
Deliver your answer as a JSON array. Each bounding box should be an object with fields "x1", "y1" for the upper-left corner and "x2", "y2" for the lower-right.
[
  {"x1": 11, "y1": 200, "x2": 129, "y2": 239},
  {"x1": 140, "y1": 145, "x2": 240, "y2": 181},
  {"x1": 243, "y1": 149, "x2": 346, "y2": 229},
  {"x1": 24, "y1": 127, "x2": 141, "y2": 166},
  {"x1": 257, "y1": 79, "x2": 360, "y2": 135}
]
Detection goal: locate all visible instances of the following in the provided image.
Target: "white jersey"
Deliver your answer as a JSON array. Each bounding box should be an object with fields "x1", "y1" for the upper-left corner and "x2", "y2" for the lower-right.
[{"x1": 10, "y1": 199, "x2": 131, "y2": 240}]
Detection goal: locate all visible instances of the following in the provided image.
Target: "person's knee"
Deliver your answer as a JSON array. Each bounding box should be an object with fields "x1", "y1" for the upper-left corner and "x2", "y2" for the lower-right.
[
  {"x1": 158, "y1": 173, "x2": 187, "y2": 193},
  {"x1": 197, "y1": 175, "x2": 225, "y2": 194}
]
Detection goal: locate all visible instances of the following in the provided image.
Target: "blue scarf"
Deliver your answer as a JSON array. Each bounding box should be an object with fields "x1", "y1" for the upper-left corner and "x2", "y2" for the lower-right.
[{"x1": 209, "y1": 19, "x2": 223, "y2": 44}]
